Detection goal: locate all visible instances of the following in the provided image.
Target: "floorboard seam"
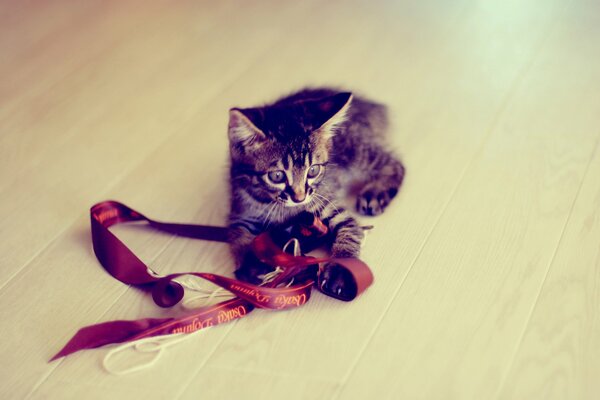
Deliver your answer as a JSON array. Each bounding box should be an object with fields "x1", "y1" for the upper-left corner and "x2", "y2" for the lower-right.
[
  {"x1": 492, "y1": 130, "x2": 600, "y2": 400},
  {"x1": 331, "y1": 4, "x2": 561, "y2": 397},
  {"x1": 172, "y1": 322, "x2": 238, "y2": 400},
  {"x1": 0, "y1": 0, "x2": 233, "y2": 195},
  {"x1": 23, "y1": 0, "x2": 322, "y2": 396},
  {"x1": 24, "y1": 232, "x2": 179, "y2": 399},
  {"x1": 0, "y1": 56, "x2": 242, "y2": 296},
  {"x1": 0, "y1": 0, "x2": 315, "y2": 297},
  {"x1": 0, "y1": 0, "x2": 275, "y2": 294}
]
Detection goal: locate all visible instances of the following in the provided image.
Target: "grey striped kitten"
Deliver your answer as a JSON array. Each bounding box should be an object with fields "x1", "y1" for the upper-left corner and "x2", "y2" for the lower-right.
[{"x1": 227, "y1": 88, "x2": 404, "y2": 294}]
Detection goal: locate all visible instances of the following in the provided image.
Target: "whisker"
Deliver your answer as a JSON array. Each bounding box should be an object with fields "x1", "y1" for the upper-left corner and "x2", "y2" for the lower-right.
[
  {"x1": 311, "y1": 194, "x2": 326, "y2": 213},
  {"x1": 275, "y1": 203, "x2": 284, "y2": 225},
  {"x1": 262, "y1": 202, "x2": 277, "y2": 228},
  {"x1": 314, "y1": 193, "x2": 339, "y2": 214}
]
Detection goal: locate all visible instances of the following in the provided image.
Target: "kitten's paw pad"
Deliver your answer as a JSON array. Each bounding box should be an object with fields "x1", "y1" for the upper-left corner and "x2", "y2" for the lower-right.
[{"x1": 356, "y1": 186, "x2": 397, "y2": 216}]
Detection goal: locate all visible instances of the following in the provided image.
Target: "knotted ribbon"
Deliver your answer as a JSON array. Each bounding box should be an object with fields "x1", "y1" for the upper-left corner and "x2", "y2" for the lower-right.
[{"x1": 50, "y1": 201, "x2": 373, "y2": 361}]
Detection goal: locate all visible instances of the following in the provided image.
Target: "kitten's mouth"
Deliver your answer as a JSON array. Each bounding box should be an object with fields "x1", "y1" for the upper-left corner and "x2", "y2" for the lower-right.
[{"x1": 277, "y1": 194, "x2": 312, "y2": 207}]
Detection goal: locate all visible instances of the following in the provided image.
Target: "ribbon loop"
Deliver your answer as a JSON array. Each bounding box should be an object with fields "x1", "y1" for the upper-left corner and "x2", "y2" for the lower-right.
[
  {"x1": 50, "y1": 201, "x2": 374, "y2": 361},
  {"x1": 151, "y1": 279, "x2": 185, "y2": 308}
]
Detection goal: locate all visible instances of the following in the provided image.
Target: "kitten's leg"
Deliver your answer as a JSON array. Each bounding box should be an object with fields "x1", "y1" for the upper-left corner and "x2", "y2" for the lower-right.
[
  {"x1": 355, "y1": 150, "x2": 405, "y2": 216},
  {"x1": 319, "y1": 205, "x2": 365, "y2": 296},
  {"x1": 329, "y1": 210, "x2": 364, "y2": 258},
  {"x1": 228, "y1": 223, "x2": 273, "y2": 284}
]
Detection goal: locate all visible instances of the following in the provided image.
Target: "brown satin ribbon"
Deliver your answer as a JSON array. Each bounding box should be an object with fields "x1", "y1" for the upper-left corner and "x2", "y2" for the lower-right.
[{"x1": 50, "y1": 201, "x2": 373, "y2": 361}]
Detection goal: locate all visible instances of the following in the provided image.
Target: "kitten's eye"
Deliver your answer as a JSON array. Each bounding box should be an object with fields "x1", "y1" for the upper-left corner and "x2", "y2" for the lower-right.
[
  {"x1": 267, "y1": 170, "x2": 286, "y2": 184},
  {"x1": 307, "y1": 164, "x2": 321, "y2": 178}
]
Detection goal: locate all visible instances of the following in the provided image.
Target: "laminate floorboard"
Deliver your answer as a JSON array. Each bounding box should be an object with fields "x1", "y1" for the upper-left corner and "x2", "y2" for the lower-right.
[{"x1": 1, "y1": 1, "x2": 598, "y2": 399}]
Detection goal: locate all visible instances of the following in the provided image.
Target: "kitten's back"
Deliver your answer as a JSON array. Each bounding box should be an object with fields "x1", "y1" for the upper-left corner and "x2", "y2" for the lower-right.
[{"x1": 275, "y1": 87, "x2": 389, "y2": 139}]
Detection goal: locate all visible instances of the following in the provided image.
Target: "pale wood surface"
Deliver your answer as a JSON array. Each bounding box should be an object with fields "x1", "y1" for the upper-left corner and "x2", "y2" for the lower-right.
[{"x1": 1, "y1": 0, "x2": 599, "y2": 399}]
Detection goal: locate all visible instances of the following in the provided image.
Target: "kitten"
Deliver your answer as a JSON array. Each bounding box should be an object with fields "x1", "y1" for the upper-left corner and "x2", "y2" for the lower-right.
[{"x1": 227, "y1": 88, "x2": 405, "y2": 295}]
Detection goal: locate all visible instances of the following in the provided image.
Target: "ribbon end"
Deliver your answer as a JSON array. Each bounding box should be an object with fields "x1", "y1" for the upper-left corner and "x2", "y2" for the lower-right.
[{"x1": 49, "y1": 347, "x2": 72, "y2": 362}]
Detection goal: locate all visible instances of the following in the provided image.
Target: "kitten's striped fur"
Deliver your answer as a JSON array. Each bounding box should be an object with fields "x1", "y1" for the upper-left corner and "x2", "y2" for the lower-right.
[{"x1": 227, "y1": 88, "x2": 405, "y2": 289}]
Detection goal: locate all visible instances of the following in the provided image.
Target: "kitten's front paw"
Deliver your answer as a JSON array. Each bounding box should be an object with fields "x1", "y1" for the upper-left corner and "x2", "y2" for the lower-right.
[
  {"x1": 319, "y1": 263, "x2": 357, "y2": 300},
  {"x1": 356, "y1": 184, "x2": 398, "y2": 216}
]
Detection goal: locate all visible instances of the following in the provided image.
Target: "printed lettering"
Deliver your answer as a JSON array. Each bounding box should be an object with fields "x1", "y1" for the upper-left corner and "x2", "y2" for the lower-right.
[
  {"x1": 97, "y1": 209, "x2": 119, "y2": 224},
  {"x1": 217, "y1": 305, "x2": 247, "y2": 324},
  {"x1": 274, "y1": 293, "x2": 307, "y2": 310},
  {"x1": 230, "y1": 284, "x2": 271, "y2": 303},
  {"x1": 171, "y1": 317, "x2": 214, "y2": 334}
]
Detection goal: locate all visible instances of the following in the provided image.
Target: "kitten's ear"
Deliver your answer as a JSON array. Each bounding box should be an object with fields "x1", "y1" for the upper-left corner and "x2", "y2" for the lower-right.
[
  {"x1": 228, "y1": 108, "x2": 266, "y2": 149},
  {"x1": 311, "y1": 92, "x2": 353, "y2": 138}
]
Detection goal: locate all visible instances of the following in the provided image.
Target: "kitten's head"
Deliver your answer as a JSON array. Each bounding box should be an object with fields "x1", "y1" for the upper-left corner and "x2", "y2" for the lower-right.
[{"x1": 228, "y1": 92, "x2": 352, "y2": 209}]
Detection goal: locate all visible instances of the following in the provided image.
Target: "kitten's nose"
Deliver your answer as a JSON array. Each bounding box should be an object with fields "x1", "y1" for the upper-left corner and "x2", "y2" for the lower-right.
[{"x1": 290, "y1": 189, "x2": 306, "y2": 203}]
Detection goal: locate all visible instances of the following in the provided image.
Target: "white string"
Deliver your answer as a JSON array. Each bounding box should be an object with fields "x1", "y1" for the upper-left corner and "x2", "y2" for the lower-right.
[
  {"x1": 102, "y1": 329, "x2": 206, "y2": 375},
  {"x1": 102, "y1": 277, "x2": 228, "y2": 375},
  {"x1": 102, "y1": 238, "x2": 304, "y2": 375},
  {"x1": 257, "y1": 238, "x2": 300, "y2": 288},
  {"x1": 177, "y1": 276, "x2": 235, "y2": 310},
  {"x1": 283, "y1": 238, "x2": 301, "y2": 256},
  {"x1": 258, "y1": 266, "x2": 284, "y2": 285}
]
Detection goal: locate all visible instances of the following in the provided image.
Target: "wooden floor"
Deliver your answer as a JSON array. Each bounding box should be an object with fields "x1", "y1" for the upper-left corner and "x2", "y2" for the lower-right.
[{"x1": 1, "y1": 0, "x2": 599, "y2": 398}]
